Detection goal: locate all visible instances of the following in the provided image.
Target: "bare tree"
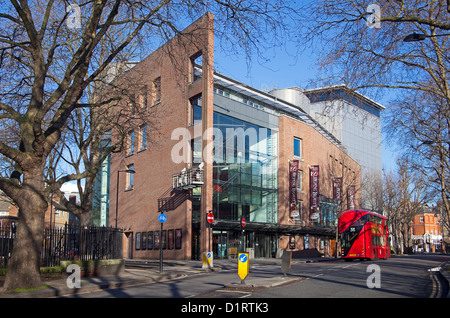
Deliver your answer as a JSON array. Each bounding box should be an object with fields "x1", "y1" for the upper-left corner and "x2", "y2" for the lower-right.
[
  {"x1": 362, "y1": 170, "x2": 384, "y2": 213},
  {"x1": 327, "y1": 148, "x2": 362, "y2": 257},
  {"x1": 0, "y1": 0, "x2": 301, "y2": 291},
  {"x1": 383, "y1": 158, "x2": 430, "y2": 254},
  {"x1": 298, "y1": 0, "x2": 449, "y2": 97},
  {"x1": 297, "y1": 0, "x2": 450, "y2": 234},
  {"x1": 386, "y1": 89, "x2": 450, "y2": 220}
]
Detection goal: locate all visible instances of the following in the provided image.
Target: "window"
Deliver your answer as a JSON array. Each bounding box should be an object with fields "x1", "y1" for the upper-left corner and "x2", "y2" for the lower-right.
[
  {"x1": 190, "y1": 52, "x2": 202, "y2": 83},
  {"x1": 420, "y1": 216, "x2": 424, "y2": 223},
  {"x1": 129, "y1": 101, "x2": 135, "y2": 116},
  {"x1": 127, "y1": 130, "x2": 135, "y2": 155},
  {"x1": 126, "y1": 164, "x2": 134, "y2": 190},
  {"x1": 190, "y1": 95, "x2": 202, "y2": 125},
  {"x1": 191, "y1": 137, "x2": 202, "y2": 164},
  {"x1": 136, "y1": 89, "x2": 147, "y2": 112},
  {"x1": 139, "y1": 125, "x2": 147, "y2": 150},
  {"x1": 151, "y1": 77, "x2": 161, "y2": 105},
  {"x1": 294, "y1": 137, "x2": 302, "y2": 157}
]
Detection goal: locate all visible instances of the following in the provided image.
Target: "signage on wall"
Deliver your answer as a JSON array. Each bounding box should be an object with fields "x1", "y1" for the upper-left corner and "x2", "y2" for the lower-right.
[
  {"x1": 289, "y1": 160, "x2": 299, "y2": 218},
  {"x1": 348, "y1": 185, "x2": 356, "y2": 209},
  {"x1": 310, "y1": 165, "x2": 320, "y2": 220},
  {"x1": 333, "y1": 177, "x2": 342, "y2": 208}
]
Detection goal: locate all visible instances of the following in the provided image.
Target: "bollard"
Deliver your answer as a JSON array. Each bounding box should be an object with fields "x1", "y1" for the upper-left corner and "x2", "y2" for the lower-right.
[{"x1": 281, "y1": 250, "x2": 292, "y2": 277}]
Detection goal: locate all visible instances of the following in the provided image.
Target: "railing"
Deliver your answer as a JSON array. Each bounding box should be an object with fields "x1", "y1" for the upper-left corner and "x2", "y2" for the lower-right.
[
  {"x1": 172, "y1": 169, "x2": 204, "y2": 190},
  {"x1": 0, "y1": 224, "x2": 123, "y2": 269},
  {"x1": 0, "y1": 225, "x2": 15, "y2": 269}
]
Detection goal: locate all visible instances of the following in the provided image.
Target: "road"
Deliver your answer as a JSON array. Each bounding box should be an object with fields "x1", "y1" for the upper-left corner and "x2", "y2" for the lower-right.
[
  {"x1": 68, "y1": 254, "x2": 449, "y2": 299},
  {"x1": 249, "y1": 255, "x2": 449, "y2": 298}
]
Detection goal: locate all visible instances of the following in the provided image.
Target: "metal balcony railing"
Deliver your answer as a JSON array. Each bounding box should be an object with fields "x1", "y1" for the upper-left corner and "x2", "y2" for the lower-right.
[{"x1": 172, "y1": 169, "x2": 204, "y2": 190}]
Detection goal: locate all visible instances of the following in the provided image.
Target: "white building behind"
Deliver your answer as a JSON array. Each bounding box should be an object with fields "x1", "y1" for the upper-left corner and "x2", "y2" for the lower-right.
[{"x1": 270, "y1": 85, "x2": 385, "y2": 211}]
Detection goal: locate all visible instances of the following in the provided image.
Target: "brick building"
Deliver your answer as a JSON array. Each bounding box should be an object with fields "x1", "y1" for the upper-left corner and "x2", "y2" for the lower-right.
[
  {"x1": 107, "y1": 13, "x2": 365, "y2": 260},
  {"x1": 412, "y1": 210, "x2": 443, "y2": 253}
]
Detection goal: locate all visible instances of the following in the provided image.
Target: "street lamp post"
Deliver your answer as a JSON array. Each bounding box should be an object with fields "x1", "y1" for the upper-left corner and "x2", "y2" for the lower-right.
[
  {"x1": 115, "y1": 169, "x2": 136, "y2": 228},
  {"x1": 404, "y1": 32, "x2": 450, "y2": 42}
]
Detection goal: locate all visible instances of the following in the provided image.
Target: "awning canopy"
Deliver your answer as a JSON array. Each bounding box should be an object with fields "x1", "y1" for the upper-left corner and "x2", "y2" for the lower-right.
[{"x1": 212, "y1": 220, "x2": 336, "y2": 238}]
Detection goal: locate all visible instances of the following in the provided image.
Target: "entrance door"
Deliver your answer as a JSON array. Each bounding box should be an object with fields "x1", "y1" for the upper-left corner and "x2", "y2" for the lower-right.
[
  {"x1": 330, "y1": 239, "x2": 336, "y2": 257},
  {"x1": 191, "y1": 227, "x2": 200, "y2": 260},
  {"x1": 125, "y1": 232, "x2": 133, "y2": 259},
  {"x1": 213, "y1": 231, "x2": 227, "y2": 259},
  {"x1": 255, "y1": 233, "x2": 270, "y2": 258}
]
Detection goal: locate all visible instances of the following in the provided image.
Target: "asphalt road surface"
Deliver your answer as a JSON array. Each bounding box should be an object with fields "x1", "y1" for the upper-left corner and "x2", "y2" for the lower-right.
[{"x1": 68, "y1": 254, "x2": 449, "y2": 299}]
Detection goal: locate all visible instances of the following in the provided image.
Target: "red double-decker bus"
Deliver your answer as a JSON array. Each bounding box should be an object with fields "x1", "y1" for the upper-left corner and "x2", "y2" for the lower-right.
[{"x1": 338, "y1": 210, "x2": 390, "y2": 261}]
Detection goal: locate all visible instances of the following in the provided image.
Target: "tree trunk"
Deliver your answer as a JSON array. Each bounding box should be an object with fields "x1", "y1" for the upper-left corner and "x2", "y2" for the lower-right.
[
  {"x1": 3, "y1": 167, "x2": 47, "y2": 291},
  {"x1": 79, "y1": 211, "x2": 92, "y2": 227}
]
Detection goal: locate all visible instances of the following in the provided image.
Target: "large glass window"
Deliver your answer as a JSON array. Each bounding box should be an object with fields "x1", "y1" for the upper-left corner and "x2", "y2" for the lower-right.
[{"x1": 212, "y1": 111, "x2": 277, "y2": 224}]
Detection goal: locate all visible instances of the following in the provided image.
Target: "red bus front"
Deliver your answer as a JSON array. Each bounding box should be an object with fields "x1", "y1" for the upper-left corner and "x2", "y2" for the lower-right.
[{"x1": 338, "y1": 210, "x2": 390, "y2": 261}]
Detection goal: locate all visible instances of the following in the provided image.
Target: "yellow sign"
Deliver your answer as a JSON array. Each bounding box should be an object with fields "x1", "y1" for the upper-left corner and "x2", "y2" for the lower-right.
[
  {"x1": 202, "y1": 251, "x2": 213, "y2": 269},
  {"x1": 238, "y1": 253, "x2": 249, "y2": 281}
]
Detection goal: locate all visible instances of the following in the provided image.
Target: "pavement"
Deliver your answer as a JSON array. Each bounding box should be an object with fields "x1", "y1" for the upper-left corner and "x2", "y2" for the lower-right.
[
  {"x1": 0, "y1": 256, "x2": 448, "y2": 298},
  {"x1": 0, "y1": 257, "x2": 335, "y2": 298}
]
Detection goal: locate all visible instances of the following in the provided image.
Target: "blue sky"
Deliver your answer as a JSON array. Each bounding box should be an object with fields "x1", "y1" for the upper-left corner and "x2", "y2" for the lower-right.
[{"x1": 213, "y1": 45, "x2": 399, "y2": 174}]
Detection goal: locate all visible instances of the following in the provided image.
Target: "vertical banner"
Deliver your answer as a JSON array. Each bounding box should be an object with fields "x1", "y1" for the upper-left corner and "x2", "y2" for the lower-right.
[
  {"x1": 289, "y1": 160, "x2": 299, "y2": 218},
  {"x1": 333, "y1": 177, "x2": 342, "y2": 207},
  {"x1": 310, "y1": 165, "x2": 320, "y2": 220},
  {"x1": 348, "y1": 185, "x2": 356, "y2": 209}
]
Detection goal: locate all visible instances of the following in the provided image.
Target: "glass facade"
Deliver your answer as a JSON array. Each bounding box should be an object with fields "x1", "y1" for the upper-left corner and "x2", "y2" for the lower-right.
[
  {"x1": 212, "y1": 111, "x2": 278, "y2": 224},
  {"x1": 192, "y1": 100, "x2": 278, "y2": 225},
  {"x1": 190, "y1": 94, "x2": 278, "y2": 259}
]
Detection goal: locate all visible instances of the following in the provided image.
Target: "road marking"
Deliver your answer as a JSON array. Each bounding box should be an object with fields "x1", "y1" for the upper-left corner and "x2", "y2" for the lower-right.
[
  {"x1": 216, "y1": 290, "x2": 253, "y2": 298},
  {"x1": 313, "y1": 273, "x2": 324, "y2": 278},
  {"x1": 217, "y1": 290, "x2": 251, "y2": 294},
  {"x1": 429, "y1": 272, "x2": 441, "y2": 298}
]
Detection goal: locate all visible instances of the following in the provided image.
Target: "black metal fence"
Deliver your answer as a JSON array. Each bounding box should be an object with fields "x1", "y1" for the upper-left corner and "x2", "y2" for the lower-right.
[
  {"x1": 0, "y1": 225, "x2": 15, "y2": 269},
  {"x1": 0, "y1": 224, "x2": 123, "y2": 269}
]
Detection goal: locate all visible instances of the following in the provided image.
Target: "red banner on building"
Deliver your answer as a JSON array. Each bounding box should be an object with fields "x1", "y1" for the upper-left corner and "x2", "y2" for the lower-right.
[
  {"x1": 333, "y1": 177, "x2": 342, "y2": 207},
  {"x1": 310, "y1": 165, "x2": 320, "y2": 220},
  {"x1": 347, "y1": 185, "x2": 356, "y2": 209},
  {"x1": 289, "y1": 160, "x2": 299, "y2": 217}
]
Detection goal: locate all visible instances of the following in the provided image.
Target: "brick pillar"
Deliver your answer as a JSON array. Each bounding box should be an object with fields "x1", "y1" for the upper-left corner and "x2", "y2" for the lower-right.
[{"x1": 199, "y1": 13, "x2": 215, "y2": 253}]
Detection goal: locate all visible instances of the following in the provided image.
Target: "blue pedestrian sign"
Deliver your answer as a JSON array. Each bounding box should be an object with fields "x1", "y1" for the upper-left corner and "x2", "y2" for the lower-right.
[
  {"x1": 238, "y1": 253, "x2": 249, "y2": 281},
  {"x1": 158, "y1": 213, "x2": 167, "y2": 223}
]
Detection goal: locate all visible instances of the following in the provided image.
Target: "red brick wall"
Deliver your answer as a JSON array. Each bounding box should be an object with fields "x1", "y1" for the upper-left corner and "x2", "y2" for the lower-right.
[
  {"x1": 277, "y1": 115, "x2": 361, "y2": 250},
  {"x1": 109, "y1": 13, "x2": 215, "y2": 260}
]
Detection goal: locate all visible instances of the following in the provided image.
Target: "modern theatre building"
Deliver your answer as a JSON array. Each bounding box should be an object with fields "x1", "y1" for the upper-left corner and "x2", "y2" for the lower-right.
[{"x1": 106, "y1": 13, "x2": 377, "y2": 260}]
